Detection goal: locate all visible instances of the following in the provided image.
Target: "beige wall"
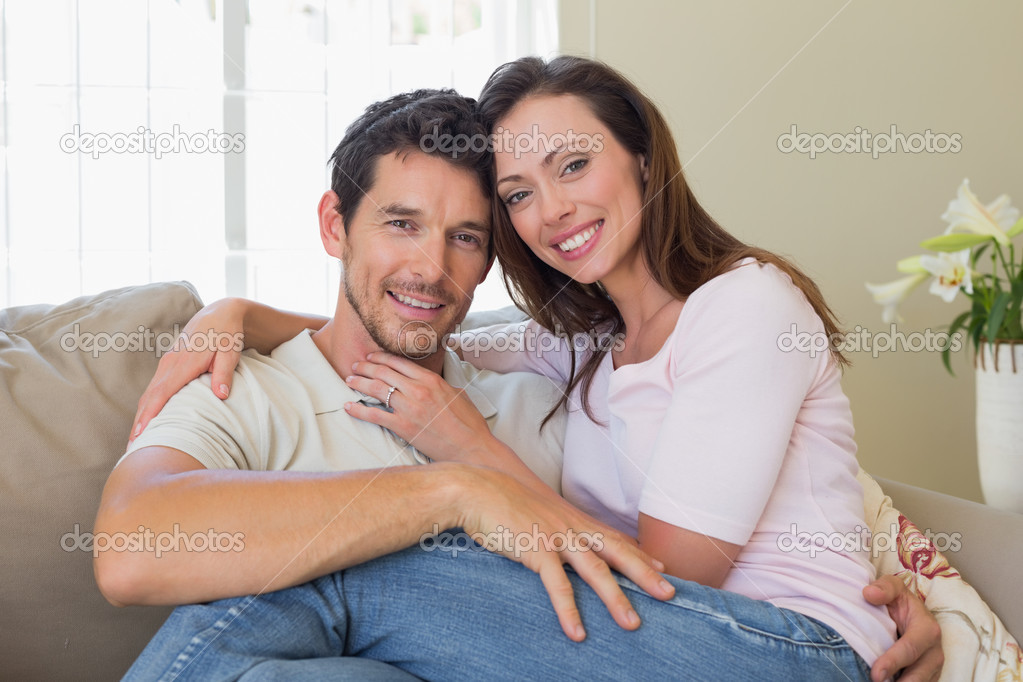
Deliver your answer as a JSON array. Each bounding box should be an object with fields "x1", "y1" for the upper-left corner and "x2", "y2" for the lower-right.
[{"x1": 557, "y1": 0, "x2": 1023, "y2": 502}]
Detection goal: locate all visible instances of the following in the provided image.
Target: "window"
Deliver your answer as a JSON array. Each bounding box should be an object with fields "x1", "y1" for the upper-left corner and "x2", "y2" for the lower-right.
[{"x1": 0, "y1": 0, "x2": 558, "y2": 312}]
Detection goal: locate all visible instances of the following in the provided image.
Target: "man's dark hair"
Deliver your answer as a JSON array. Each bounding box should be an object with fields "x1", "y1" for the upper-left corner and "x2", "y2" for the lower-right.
[{"x1": 328, "y1": 89, "x2": 493, "y2": 238}]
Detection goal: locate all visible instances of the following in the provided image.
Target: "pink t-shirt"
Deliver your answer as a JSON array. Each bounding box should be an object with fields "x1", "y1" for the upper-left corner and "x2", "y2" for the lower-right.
[{"x1": 461, "y1": 259, "x2": 896, "y2": 664}]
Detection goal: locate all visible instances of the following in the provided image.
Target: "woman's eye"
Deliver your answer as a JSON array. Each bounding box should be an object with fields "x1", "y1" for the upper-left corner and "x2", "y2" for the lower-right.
[
  {"x1": 564, "y1": 158, "x2": 587, "y2": 175},
  {"x1": 504, "y1": 190, "x2": 529, "y2": 206}
]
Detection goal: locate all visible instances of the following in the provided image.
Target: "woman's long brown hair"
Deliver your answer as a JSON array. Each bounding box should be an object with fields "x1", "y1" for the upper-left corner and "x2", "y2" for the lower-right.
[{"x1": 477, "y1": 56, "x2": 847, "y2": 425}]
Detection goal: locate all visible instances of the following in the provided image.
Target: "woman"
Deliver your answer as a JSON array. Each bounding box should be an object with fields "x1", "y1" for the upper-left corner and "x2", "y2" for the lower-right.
[{"x1": 131, "y1": 57, "x2": 940, "y2": 680}]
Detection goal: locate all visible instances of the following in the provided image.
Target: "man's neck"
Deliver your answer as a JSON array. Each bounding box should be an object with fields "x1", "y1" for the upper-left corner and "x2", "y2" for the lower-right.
[{"x1": 310, "y1": 305, "x2": 446, "y2": 381}]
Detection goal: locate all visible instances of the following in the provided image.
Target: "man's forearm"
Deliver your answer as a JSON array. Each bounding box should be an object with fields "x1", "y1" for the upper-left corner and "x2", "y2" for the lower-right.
[{"x1": 94, "y1": 447, "x2": 468, "y2": 607}]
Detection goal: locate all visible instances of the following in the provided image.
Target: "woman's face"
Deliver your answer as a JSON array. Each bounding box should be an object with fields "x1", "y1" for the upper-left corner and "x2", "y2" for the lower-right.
[{"x1": 493, "y1": 94, "x2": 648, "y2": 286}]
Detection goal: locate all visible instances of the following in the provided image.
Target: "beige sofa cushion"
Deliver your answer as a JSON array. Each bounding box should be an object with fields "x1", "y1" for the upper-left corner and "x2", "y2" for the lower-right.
[{"x1": 0, "y1": 282, "x2": 203, "y2": 681}]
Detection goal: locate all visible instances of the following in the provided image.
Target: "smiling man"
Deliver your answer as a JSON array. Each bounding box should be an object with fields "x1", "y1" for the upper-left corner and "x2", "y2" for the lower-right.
[
  {"x1": 98, "y1": 89, "x2": 941, "y2": 681},
  {"x1": 97, "y1": 89, "x2": 675, "y2": 680}
]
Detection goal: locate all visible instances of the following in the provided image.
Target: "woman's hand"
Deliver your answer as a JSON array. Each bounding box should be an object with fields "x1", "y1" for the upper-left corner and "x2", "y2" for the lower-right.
[
  {"x1": 344, "y1": 351, "x2": 508, "y2": 467},
  {"x1": 129, "y1": 298, "x2": 327, "y2": 445},
  {"x1": 129, "y1": 298, "x2": 246, "y2": 444}
]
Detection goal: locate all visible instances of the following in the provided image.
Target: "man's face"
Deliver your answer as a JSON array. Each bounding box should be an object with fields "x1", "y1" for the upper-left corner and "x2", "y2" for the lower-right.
[{"x1": 337, "y1": 150, "x2": 492, "y2": 358}]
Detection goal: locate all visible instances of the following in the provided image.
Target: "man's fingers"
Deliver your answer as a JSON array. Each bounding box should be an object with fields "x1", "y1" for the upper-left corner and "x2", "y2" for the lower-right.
[
  {"x1": 862, "y1": 574, "x2": 904, "y2": 606},
  {"x1": 537, "y1": 562, "x2": 586, "y2": 642},
  {"x1": 870, "y1": 614, "x2": 943, "y2": 682},
  {"x1": 886, "y1": 645, "x2": 944, "y2": 682},
  {"x1": 864, "y1": 576, "x2": 943, "y2": 682},
  {"x1": 564, "y1": 549, "x2": 640, "y2": 631},
  {"x1": 597, "y1": 534, "x2": 675, "y2": 602}
]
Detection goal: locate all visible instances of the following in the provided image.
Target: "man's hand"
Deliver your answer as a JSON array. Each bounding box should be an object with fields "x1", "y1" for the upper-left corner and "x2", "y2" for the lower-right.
[
  {"x1": 864, "y1": 574, "x2": 943, "y2": 681},
  {"x1": 448, "y1": 465, "x2": 676, "y2": 642}
]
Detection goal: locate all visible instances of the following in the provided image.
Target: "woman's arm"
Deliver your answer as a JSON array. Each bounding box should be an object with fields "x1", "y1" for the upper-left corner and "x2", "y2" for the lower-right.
[
  {"x1": 347, "y1": 350, "x2": 942, "y2": 681},
  {"x1": 129, "y1": 298, "x2": 326, "y2": 442}
]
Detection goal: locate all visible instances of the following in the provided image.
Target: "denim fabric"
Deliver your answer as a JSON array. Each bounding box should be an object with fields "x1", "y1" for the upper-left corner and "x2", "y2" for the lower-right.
[{"x1": 125, "y1": 539, "x2": 872, "y2": 681}]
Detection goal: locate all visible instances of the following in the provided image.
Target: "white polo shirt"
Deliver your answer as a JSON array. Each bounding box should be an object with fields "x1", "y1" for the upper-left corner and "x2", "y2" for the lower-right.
[{"x1": 122, "y1": 331, "x2": 565, "y2": 493}]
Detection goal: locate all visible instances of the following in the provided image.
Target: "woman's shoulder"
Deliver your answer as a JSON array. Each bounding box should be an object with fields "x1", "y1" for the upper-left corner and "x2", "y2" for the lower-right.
[
  {"x1": 690, "y1": 258, "x2": 804, "y2": 304},
  {"x1": 685, "y1": 259, "x2": 813, "y2": 318}
]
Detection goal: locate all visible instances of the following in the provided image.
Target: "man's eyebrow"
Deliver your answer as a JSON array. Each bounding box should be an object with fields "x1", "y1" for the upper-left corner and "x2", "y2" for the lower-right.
[
  {"x1": 376, "y1": 203, "x2": 488, "y2": 235},
  {"x1": 453, "y1": 219, "x2": 490, "y2": 235},
  {"x1": 375, "y1": 203, "x2": 422, "y2": 219}
]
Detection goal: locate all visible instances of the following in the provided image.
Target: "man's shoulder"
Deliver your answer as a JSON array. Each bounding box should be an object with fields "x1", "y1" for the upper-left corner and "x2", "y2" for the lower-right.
[{"x1": 444, "y1": 350, "x2": 563, "y2": 410}]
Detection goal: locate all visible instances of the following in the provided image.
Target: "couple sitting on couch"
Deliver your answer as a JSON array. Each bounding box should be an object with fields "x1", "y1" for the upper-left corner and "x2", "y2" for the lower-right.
[{"x1": 96, "y1": 56, "x2": 943, "y2": 681}]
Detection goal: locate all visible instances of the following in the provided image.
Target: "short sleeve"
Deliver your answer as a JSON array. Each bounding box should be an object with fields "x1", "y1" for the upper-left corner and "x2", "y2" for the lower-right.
[
  {"x1": 119, "y1": 355, "x2": 285, "y2": 471},
  {"x1": 457, "y1": 319, "x2": 576, "y2": 383},
  {"x1": 637, "y1": 263, "x2": 826, "y2": 545}
]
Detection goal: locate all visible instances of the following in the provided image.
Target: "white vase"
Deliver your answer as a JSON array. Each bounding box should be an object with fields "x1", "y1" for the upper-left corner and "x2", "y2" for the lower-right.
[{"x1": 975, "y1": 341, "x2": 1023, "y2": 514}]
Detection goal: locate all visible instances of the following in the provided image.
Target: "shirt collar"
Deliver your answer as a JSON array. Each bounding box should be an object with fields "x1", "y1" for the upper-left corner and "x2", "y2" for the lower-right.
[{"x1": 272, "y1": 330, "x2": 497, "y2": 420}]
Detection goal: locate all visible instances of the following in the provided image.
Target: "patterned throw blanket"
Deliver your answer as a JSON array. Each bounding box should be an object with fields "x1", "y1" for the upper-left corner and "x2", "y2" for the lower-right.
[{"x1": 858, "y1": 470, "x2": 1022, "y2": 681}]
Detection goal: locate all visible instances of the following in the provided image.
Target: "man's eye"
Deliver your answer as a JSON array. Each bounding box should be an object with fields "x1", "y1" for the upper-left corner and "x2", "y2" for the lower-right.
[
  {"x1": 454, "y1": 234, "x2": 481, "y2": 245},
  {"x1": 389, "y1": 220, "x2": 411, "y2": 229}
]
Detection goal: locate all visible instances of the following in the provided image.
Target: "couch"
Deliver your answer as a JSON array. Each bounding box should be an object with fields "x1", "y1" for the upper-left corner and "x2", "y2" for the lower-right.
[{"x1": 1, "y1": 281, "x2": 1020, "y2": 680}]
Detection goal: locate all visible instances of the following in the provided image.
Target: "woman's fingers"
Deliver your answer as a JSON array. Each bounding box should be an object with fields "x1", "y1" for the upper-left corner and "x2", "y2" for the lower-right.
[
  {"x1": 209, "y1": 346, "x2": 241, "y2": 399},
  {"x1": 129, "y1": 347, "x2": 214, "y2": 444}
]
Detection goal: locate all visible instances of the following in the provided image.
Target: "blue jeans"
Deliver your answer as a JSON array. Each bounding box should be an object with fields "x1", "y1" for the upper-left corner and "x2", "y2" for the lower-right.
[{"x1": 125, "y1": 539, "x2": 872, "y2": 681}]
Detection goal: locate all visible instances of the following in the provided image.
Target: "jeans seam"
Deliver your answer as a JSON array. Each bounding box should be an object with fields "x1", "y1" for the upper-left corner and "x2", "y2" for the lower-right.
[
  {"x1": 158, "y1": 604, "x2": 245, "y2": 682},
  {"x1": 734, "y1": 621, "x2": 851, "y2": 649}
]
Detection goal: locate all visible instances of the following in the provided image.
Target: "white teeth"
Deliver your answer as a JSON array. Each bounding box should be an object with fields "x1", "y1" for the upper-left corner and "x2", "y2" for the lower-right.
[
  {"x1": 395, "y1": 293, "x2": 441, "y2": 309},
  {"x1": 558, "y1": 221, "x2": 602, "y2": 252}
]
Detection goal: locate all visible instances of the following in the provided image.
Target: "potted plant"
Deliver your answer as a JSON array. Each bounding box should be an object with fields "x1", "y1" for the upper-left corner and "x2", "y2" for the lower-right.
[{"x1": 866, "y1": 179, "x2": 1023, "y2": 513}]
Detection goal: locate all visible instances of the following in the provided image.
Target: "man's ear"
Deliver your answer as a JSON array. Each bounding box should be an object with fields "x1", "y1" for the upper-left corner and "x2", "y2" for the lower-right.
[
  {"x1": 318, "y1": 190, "x2": 346, "y2": 259},
  {"x1": 479, "y1": 255, "x2": 496, "y2": 285}
]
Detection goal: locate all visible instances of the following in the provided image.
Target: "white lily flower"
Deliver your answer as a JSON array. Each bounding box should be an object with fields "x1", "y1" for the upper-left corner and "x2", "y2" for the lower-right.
[
  {"x1": 865, "y1": 272, "x2": 928, "y2": 323},
  {"x1": 920, "y1": 249, "x2": 974, "y2": 303},
  {"x1": 940, "y1": 178, "x2": 1018, "y2": 246}
]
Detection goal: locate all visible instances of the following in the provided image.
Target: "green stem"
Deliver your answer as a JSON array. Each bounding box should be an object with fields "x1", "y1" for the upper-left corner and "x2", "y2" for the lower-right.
[{"x1": 994, "y1": 242, "x2": 1013, "y2": 283}]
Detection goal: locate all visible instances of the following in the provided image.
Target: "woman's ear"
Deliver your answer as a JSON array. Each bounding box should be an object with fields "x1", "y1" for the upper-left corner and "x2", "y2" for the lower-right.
[
  {"x1": 318, "y1": 190, "x2": 346, "y2": 259},
  {"x1": 638, "y1": 154, "x2": 650, "y2": 184}
]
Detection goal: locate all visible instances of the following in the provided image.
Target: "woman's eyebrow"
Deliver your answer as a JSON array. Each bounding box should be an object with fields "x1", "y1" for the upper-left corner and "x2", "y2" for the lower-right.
[{"x1": 496, "y1": 140, "x2": 574, "y2": 189}]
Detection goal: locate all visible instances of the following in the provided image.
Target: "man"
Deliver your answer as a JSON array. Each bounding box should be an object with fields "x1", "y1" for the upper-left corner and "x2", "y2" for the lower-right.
[{"x1": 96, "y1": 89, "x2": 940, "y2": 681}]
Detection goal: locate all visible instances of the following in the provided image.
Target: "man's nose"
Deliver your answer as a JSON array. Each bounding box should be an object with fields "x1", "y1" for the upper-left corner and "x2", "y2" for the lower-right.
[{"x1": 407, "y1": 232, "x2": 446, "y2": 283}]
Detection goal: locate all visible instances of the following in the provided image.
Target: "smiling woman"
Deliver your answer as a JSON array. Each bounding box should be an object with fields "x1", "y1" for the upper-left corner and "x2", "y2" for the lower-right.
[{"x1": 125, "y1": 57, "x2": 948, "y2": 681}]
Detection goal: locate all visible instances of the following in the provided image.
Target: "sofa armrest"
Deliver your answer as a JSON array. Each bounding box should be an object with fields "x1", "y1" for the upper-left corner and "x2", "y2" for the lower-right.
[{"x1": 875, "y1": 476, "x2": 1023, "y2": 641}]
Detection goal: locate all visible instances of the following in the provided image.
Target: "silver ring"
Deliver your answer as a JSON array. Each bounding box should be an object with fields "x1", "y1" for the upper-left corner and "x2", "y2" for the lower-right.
[{"x1": 385, "y1": 385, "x2": 397, "y2": 409}]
